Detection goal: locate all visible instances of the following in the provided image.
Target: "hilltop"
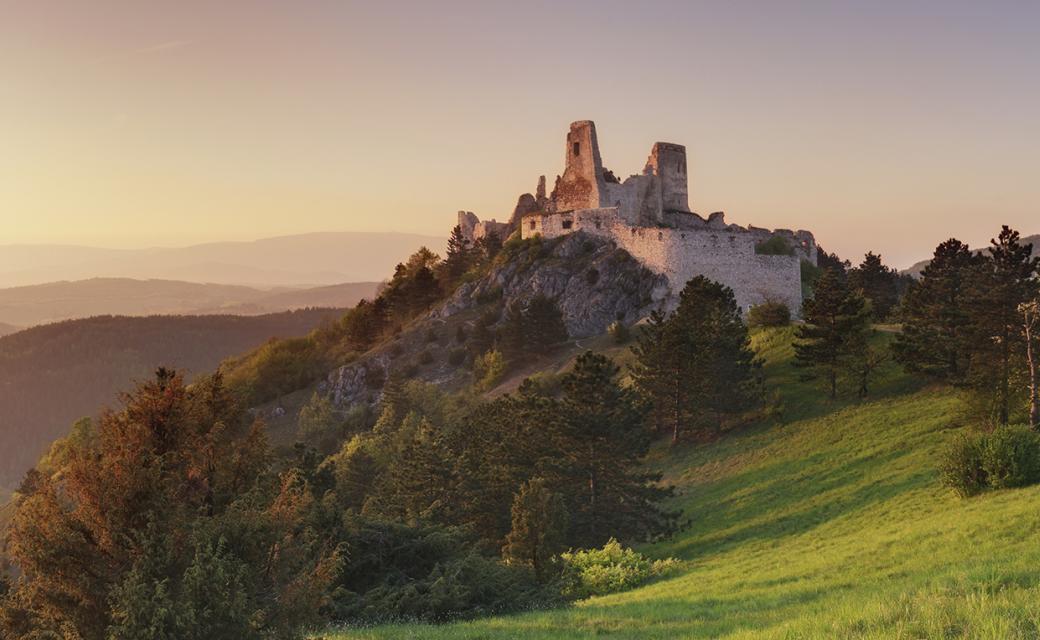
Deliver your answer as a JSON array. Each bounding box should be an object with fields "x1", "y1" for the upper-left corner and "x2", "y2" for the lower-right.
[{"x1": 327, "y1": 328, "x2": 1040, "y2": 639}]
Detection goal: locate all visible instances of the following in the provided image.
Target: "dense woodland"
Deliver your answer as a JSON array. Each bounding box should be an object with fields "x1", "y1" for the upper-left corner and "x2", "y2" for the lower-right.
[
  {"x1": 1, "y1": 224, "x2": 1038, "y2": 639},
  {"x1": 0, "y1": 309, "x2": 343, "y2": 489}
]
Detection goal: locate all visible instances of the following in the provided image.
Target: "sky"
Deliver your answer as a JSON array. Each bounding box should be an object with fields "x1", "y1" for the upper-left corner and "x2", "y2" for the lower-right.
[{"x1": 1, "y1": 0, "x2": 1037, "y2": 268}]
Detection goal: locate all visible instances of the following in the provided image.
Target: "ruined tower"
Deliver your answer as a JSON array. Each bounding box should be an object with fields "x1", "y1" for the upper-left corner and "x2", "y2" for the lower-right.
[
  {"x1": 645, "y1": 142, "x2": 690, "y2": 213},
  {"x1": 552, "y1": 121, "x2": 605, "y2": 212}
]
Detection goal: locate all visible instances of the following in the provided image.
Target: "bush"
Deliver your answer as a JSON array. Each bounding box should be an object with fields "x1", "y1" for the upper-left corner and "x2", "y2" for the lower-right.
[
  {"x1": 981, "y1": 426, "x2": 1040, "y2": 489},
  {"x1": 755, "y1": 236, "x2": 795, "y2": 256},
  {"x1": 607, "y1": 321, "x2": 631, "y2": 344},
  {"x1": 473, "y1": 349, "x2": 506, "y2": 391},
  {"x1": 939, "y1": 432, "x2": 987, "y2": 497},
  {"x1": 558, "y1": 539, "x2": 679, "y2": 599},
  {"x1": 940, "y1": 426, "x2": 1040, "y2": 496},
  {"x1": 748, "y1": 301, "x2": 791, "y2": 328},
  {"x1": 447, "y1": 348, "x2": 467, "y2": 367},
  {"x1": 418, "y1": 350, "x2": 435, "y2": 366}
]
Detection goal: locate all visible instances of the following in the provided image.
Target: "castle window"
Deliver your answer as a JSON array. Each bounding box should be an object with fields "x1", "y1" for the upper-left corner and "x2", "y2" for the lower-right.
[
  {"x1": 573, "y1": 142, "x2": 580, "y2": 156},
  {"x1": 529, "y1": 221, "x2": 536, "y2": 230},
  {"x1": 562, "y1": 220, "x2": 573, "y2": 230}
]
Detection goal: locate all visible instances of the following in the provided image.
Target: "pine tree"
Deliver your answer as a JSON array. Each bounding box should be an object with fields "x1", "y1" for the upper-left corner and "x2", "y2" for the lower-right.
[
  {"x1": 553, "y1": 352, "x2": 675, "y2": 547},
  {"x1": 629, "y1": 310, "x2": 671, "y2": 436},
  {"x1": 500, "y1": 294, "x2": 569, "y2": 361},
  {"x1": 445, "y1": 224, "x2": 474, "y2": 280},
  {"x1": 525, "y1": 294, "x2": 569, "y2": 355},
  {"x1": 477, "y1": 231, "x2": 504, "y2": 261},
  {"x1": 630, "y1": 277, "x2": 761, "y2": 443},
  {"x1": 893, "y1": 238, "x2": 982, "y2": 381},
  {"x1": 967, "y1": 226, "x2": 1040, "y2": 425},
  {"x1": 795, "y1": 269, "x2": 872, "y2": 398},
  {"x1": 848, "y1": 251, "x2": 898, "y2": 321},
  {"x1": 501, "y1": 478, "x2": 568, "y2": 581}
]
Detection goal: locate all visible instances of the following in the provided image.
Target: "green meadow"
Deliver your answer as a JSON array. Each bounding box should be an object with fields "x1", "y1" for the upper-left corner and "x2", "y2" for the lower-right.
[{"x1": 323, "y1": 327, "x2": 1040, "y2": 639}]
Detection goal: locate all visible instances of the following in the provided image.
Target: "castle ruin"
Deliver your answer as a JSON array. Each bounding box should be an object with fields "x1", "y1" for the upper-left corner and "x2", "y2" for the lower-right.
[{"x1": 459, "y1": 120, "x2": 817, "y2": 315}]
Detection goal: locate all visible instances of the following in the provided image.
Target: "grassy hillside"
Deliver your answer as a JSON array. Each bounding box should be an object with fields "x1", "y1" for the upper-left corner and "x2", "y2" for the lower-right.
[{"x1": 325, "y1": 328, "x2": 1040, "y2": 639}]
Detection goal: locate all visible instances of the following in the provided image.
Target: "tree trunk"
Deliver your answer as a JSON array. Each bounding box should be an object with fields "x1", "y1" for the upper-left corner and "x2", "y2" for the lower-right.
[{"x1": 1025, "y1": 308, "x2": 1039, "y2": 429}]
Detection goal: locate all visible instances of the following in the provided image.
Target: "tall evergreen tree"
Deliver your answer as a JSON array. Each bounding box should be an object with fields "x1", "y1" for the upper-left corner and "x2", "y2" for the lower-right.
[
  {"x1": 500, "y1": 294, "x2": 569, "y2": 361},
  {"x1": 445, "y1": 224, "x2": 475, "y2": 280},
  {"x1": 967, "y1": 226, "x2": 1040, "y2": 425},
  {"x1": 554, "y1": 352, "x2": 675, "y2": 547},
  {"x1": 795, "y1": 269, "x2": 872, "y2": 398},
  {"x1": 848, "y1": 252, "x2": 898, "y2": 321},
  {"x1": 630, "y1": 277, "x2": 761, "y2": 443},
  {"x1": 501, "y1": 478, "x2": 568, "y2": 581},
  {"x1": 893, "y1": 238, "x2": 982, "y2": 381},
  {"x1": 629, "y1": 310, "x2": 671, "y2": 436}
]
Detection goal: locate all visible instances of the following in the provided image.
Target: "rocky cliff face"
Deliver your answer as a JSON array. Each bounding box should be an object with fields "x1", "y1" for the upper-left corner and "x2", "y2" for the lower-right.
[
  {"x1": 437, "y1": 233, "x2": 667, "y2": 337},
  {"x1": 320, "y1": 232, "x2": 666, "y2": 410}
]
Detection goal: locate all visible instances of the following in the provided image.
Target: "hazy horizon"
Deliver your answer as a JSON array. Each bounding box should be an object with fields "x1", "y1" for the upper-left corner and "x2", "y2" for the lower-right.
[{"x1": 3, "y1": 1, "x2": 1038, "y2": 268}]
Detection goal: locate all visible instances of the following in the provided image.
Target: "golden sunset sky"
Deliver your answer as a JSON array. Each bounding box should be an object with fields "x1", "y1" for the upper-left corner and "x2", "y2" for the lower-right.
[{"x1": 1, "y1": 1, "x2": 1037, "y2": 267}]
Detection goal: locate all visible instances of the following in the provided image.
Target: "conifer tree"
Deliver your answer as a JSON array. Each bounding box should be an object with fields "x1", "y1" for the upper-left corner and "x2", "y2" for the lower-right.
[
  {"x1": 629, "y1": 310, "x2": 671, "y2": 435},
  {"x1": 795, "y1": 269, "x2": 872, "y2": 398},
  {"x1": 848, "y1": 251, "x2": 898, "y2": 321},
  {"x1": 893, "y1": 238, "x2": 982, "y2": 381},
  {"x1": 967, "y1": 226, "x2": 1040, "y2": 425},
  {"x1": 501, "y1": 294, "x2": 569, "y2": 361},
  {"x1": 554, "y1": 352, "x2": 675, "y2": 546},
  {"x1": 502, "y1": 478, "x2": 568, "y2": 581},
  {"x1": 525, "y1": 294, "x2": 569, "y2": 354},
  {"x1": 445, "y1": 224, "x2": 474, "y2": 280},
  {"x1": 630, "y1": 277, "x2": 761, "y2": 443}
]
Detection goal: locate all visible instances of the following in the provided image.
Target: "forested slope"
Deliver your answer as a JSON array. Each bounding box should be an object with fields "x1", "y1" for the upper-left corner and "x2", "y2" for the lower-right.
[
  {"x1": 0, "y1": 308, "x2": 343, "y2": 488},
  {"x1": 329, "y1": 328, "x2": 1040, "y2": 639}
]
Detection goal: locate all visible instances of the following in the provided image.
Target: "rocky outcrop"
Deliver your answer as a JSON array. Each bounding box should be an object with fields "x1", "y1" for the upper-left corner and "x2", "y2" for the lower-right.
[{"x1": 437, "y1": 232, "x2": 668, "y2": 338}]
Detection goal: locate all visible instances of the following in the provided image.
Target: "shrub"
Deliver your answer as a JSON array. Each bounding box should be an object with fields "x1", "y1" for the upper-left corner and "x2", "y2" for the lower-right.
[
  {"x1": 755, "y1": 236, "x2": 795, "y2": 256},
  {"x1": 981, "y1": 426, "x2": 1040, "y2": 489},
  {"x1": 940, "y1": 426, "x2": 1040, "y2": 496},
  {"x1": 455, "y1": 324, "x2": 467, "y2": 344},
  {"x1": 586, "y1": 268, "x2": 600, "y2": 285},
  {"x1": 607, "y1": 321, "x2": 631, "y2": 344},
  {"x1": 425, "y1": 328, "x2": 438, "y2": 343},
  {"x1": 448, "y1": 348, "x2": 467, "y2": 367},
  {"x1": 473, "y1": 349, "x2": 506, "y2": 391},
  {"x1": 939, "y1": 432, "x2": 987, "y2": 497},
  {"x1": 418, "y1": 350, "x2": 434, "y2": 366},
  {"x1": 558, "y1": 539, "x2": 679, "y2": 599},
  {"x1": 748, "y1": 301, "x2": 791, "y2": 328}
]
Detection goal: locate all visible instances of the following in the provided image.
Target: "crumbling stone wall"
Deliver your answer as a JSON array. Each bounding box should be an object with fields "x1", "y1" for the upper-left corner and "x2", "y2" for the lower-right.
[{"x1": 524, "y1": 208, "x2": 805, "y2": 315}]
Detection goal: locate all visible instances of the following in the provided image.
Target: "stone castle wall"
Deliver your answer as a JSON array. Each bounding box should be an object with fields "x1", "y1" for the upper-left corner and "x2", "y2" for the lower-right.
[{"x1": 523, "y1": 208, "x2": 804, "y2": 314}]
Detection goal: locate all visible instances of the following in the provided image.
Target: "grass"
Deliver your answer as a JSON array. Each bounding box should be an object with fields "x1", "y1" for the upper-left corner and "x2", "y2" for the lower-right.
[{"x1": 320, "y1": 327, "x2": 1040, "y2": 639}]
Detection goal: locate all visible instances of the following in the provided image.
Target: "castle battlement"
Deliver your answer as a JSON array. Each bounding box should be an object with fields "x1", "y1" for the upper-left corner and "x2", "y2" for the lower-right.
[{"x1": 458, "y1": 121, "x2": 817, "y2": 316}]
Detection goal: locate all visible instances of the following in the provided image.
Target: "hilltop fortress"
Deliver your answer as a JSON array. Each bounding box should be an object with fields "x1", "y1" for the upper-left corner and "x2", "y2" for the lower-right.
[{"x1": 458, "y1": 120, "x2": 817, "y2": 314}]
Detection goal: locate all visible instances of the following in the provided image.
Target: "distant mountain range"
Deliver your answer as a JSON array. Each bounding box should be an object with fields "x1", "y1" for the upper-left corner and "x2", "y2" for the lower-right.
[
  {"x1": 0, "y1": 322, "x2": 19, "y2": 337},
  {"x1": 902, "y1": 233, "x2": 1039, "y2": 277},
  {"x1": 0, "y1": 231, "x2": 445, "y2": 289},
  {"x1": 0, "y1": 277, "x2": 380, "y2": 328},
  {"x1": 0, "y1": 309, "x2": 344, "y2": 490}
]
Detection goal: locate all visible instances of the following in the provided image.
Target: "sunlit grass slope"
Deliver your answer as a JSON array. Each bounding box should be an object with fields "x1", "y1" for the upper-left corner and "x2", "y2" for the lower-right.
[{"x1": 326, "y1": 327, "x2": 1040, "y2": 639}]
